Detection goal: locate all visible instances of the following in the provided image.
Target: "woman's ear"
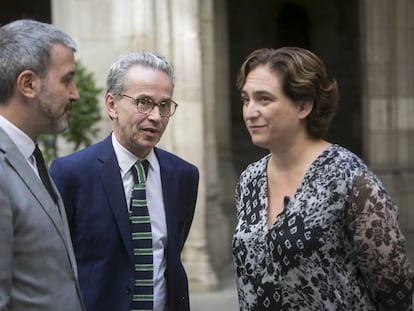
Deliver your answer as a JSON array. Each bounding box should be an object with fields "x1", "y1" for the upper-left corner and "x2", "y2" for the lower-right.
[
  {"x1": 298, "y1": 100, "x2": 313, "y2": 119},
  {"x1": 16, "y1": 70, "x2": 40, "y2": 99}
]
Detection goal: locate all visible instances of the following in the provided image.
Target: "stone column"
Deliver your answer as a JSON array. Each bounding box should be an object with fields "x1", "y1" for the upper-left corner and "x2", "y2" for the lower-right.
[
  {"x1": 359, "y1": 0, "x2": 414, "y2": 229},
  {"x1": 166, "y1": 0, "x2": 218, "y2": 291},
  {"x1": 205, "y1": 0, "x2": 238, "y2": 273}
]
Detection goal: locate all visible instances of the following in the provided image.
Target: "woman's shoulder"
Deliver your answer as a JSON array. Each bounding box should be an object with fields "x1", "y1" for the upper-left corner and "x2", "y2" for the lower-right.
[
  {"x1": 320, "y1": 144, "x2": 379, "y2": 185},
  {"x1": 240, "y1": 154, "x2": 270, "y2": 180},
  {"x1": 325, "y1": 144, "x2": 366, "y2": 169}
]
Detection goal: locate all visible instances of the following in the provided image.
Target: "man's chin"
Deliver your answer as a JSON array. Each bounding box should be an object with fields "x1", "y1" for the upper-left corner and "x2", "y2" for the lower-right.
[{"x1": 47, "y1": 121, "x2": 69, "y2": 135}]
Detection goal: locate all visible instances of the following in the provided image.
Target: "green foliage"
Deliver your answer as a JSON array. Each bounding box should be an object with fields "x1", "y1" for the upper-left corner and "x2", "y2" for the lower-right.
[
  {"x1": 40, "y1": 60, "x2": 102, "y2": 164},
  {"x1": 63, "y1": 60, "x2": 102, "y2": 149}
]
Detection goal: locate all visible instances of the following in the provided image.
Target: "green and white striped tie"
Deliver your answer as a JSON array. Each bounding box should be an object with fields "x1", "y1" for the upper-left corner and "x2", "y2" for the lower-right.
[{"x1": 129, "y1": 160, "x2": 153, "y2": 311}]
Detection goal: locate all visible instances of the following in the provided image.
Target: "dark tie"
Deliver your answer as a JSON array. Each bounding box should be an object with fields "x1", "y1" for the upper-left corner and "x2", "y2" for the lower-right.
[
  {"x1": 130, "y1": 160, "x2": 153, "y2": 310},
  {"x1": 33, "y1": 145, "x2": 58, "y2": 203}
]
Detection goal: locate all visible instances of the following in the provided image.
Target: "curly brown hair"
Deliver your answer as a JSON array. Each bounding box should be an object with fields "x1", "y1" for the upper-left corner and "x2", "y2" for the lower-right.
[{"x1": 237, "y1": 47, "x2": 339, "y2": 139}]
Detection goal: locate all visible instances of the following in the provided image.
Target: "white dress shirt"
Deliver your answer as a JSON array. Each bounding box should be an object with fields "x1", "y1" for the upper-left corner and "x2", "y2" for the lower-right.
[
  {"x1": 112, "y1": 133, "x2": 168, "y2": 311},
  {"x1": 0, "y1": 115, "x2": 38, "y2": 175}
]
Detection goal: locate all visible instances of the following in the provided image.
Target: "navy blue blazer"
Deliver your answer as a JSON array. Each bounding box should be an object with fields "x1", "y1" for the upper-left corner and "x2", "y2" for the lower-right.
[{"x1": 50, "y1": 135, "x2": 199, "y2": 311}]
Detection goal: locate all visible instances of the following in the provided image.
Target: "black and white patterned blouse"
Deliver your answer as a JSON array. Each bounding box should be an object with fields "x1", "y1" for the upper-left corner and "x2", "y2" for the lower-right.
[{"x1": 233, "y1": 144, "x2": 413, "y2": 310}]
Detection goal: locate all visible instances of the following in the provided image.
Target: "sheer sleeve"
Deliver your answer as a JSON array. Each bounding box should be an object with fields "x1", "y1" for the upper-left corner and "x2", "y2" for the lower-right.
[
  {"x1": 346, "y1": 173, "x2": 414, "y2": 310},
  {"x1": 235, "y1": 179, "x2": 243, "y2": 220}
]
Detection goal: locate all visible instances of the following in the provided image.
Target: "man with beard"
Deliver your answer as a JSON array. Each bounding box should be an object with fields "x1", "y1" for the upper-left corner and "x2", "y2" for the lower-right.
[{"x1": 0, "y1": 19, "x2": 85, "y2": 311}]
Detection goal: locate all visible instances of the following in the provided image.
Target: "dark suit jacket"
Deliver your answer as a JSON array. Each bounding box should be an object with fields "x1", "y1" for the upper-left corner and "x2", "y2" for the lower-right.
[
  {"x1": 0, "y1": 127, "x2": 85, "y2": 311},
  {"x1": 49, "y1": 134, "x2": 199, "y2": 311}
]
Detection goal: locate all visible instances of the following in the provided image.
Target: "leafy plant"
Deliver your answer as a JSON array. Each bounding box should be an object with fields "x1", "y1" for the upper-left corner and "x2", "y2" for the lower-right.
[{"x1": 40, "y1": 60, "x2": 102, "y2": 164}]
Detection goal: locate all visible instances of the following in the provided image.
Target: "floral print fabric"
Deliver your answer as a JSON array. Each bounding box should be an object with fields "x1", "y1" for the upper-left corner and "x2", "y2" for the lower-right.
[{"x1": 233, "y1": 145, "x2": 413, "y2": 310}]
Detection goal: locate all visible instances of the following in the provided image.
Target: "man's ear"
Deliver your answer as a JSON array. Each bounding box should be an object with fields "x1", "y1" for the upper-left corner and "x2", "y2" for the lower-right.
[
  {"x1": 105, "y1": 93, "x2": 117, "y2": 120},
  {"x1": 16, "y1": 70, "x2": 40, "y2": 99},
  {"x1": 298, "y1": 100, "x2": 313, "y2": 119}
]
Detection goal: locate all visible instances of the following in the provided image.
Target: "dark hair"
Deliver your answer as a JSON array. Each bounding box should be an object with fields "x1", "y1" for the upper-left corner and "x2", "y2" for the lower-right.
[
  {"x1": 237, "y1": 47, "x2": 339, "y2": 139},
  {"x1": 0, "y1": 19, "x2": 77, "y2": 104}
]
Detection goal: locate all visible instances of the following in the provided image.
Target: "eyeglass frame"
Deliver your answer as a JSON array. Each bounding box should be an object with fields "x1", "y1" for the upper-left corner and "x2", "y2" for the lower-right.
[{"x1": 119, "y1": 94, "x2": 178, "y2": 117}]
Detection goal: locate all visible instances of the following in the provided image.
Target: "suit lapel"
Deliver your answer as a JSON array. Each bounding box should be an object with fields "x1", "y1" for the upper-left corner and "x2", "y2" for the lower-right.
[
  {"x1": 0, "y1": 128, "x2": 67, "y2": 247},
  {"x1": 97, "y1": 136, "x2": 134, "y2": 264}
]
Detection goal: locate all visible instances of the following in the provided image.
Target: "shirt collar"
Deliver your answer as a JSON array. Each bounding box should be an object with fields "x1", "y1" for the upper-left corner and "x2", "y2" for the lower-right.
[
  {"x1": 111, "y1": 132, "x2": 156, "y2": 176},
  {"x1": 0, "y1": 115, "x2": 36, "y2": 160}
]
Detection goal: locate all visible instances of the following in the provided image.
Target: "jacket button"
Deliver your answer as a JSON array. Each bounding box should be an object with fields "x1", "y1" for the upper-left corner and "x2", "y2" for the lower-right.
[{"x1": 125, "y1": 287, "x2": 132, "y2": 295}]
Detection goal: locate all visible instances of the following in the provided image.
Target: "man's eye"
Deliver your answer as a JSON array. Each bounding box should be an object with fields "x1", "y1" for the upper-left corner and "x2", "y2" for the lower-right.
[
  {"x1": 139, "y1": 98, "x2": 153, "y2": 106},
  {"x1": 62, "y1": 75, "x2": 74, "y2": 85},
  {"x1": 159, "y1": 101, "x2": 171, "y2": 108}
]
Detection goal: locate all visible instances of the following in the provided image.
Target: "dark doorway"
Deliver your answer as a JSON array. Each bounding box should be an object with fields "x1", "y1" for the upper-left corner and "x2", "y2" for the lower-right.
[
  {"x1": 228, "y1": 0, "x2": 361, "y2": 175},
  {"x1": 1, "y1": 0, "x2": 51, "y2": 25}
]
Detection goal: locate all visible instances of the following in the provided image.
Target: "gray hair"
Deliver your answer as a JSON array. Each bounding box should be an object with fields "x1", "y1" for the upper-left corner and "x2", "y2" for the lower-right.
[
  {"x1": 0, "y1": 19, "x2": 77, "y2": 104},
  {"x1": 106, "y1": 51, "x2": 175, "y2": 95}
]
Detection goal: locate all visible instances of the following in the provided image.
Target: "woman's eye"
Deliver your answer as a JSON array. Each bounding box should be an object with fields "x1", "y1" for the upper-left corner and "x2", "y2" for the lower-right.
[
  {"x1": 241, "y1": 97, "x2": 249, "y2": 105},
  {"x1": 259, "y1": 96, "x2": 269, "y2": 103}
]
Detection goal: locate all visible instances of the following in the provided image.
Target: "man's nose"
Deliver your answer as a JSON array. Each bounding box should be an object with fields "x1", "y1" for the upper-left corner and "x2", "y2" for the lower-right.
[
  {"x1": 70, "y1": 83, "x2": 80, "y2": 101},
  {"x1": 147, "y1": 104, "x2": 163, "y2": 119}
]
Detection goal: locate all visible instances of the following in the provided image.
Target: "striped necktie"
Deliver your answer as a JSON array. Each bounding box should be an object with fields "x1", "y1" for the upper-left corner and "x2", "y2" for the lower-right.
[{"x1": 130, "y1": 160, "x2": 153, "y2": 311}]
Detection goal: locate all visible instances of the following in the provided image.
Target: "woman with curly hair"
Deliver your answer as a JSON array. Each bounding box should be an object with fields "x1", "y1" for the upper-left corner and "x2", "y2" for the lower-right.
[{"x1": 232, "y1": 47, "x2": 413, "y2": 310}]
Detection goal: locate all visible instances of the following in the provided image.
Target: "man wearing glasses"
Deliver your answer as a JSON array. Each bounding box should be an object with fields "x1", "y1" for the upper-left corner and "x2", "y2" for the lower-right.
[{"x1": 50, "y1": 51, "x2": 199, "y2": 311}]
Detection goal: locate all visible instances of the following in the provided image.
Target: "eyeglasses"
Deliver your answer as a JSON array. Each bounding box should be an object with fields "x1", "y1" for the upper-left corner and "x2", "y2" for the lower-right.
[{"x1": 120, "y1": 94, "x2": 178, "y2": 117}]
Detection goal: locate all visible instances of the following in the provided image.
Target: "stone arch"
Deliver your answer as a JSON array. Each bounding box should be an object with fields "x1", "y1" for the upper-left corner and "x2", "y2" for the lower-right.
[{"x1": 276, "y1": 2, "x2": 311, "y2": 48}]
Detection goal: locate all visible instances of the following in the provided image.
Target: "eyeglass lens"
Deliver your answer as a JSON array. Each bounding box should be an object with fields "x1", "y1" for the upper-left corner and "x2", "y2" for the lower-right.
[
  {"x1": 121, "y1": 94, "x2": 177, "y2": 116},
  {"x1": 137, "y1": 97, "x2": 175, "y2": 116}
]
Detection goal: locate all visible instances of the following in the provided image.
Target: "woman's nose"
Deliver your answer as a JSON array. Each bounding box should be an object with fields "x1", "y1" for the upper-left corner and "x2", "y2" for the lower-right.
[{"x1": 243, "y1": 102, "x2": 260, "y2": 119}]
